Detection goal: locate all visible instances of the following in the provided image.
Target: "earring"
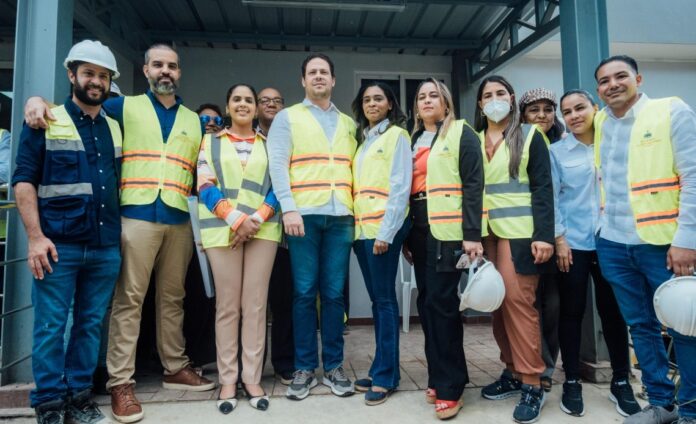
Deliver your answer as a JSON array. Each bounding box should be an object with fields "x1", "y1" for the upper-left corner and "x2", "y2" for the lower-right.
[{"x1": 416, "y1": 113, "x2": 420, "y2": 119}]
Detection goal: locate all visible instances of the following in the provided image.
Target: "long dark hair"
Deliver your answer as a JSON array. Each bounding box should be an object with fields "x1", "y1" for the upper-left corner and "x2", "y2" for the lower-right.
[
  {"x1": 474, "y1": 75, "x2": 524, "y2": 179},
  {"x1": 351, "y1": 82, "x2": 407, "y2": 144}
]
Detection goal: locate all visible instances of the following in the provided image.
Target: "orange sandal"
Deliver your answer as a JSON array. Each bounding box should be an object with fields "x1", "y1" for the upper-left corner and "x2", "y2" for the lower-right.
[
  {"x1": 425, "y1": 388, "x2": 436, "y2": 404},
  {"x1": 435, "y1": 399, "x2": 463, "y2": 420}
]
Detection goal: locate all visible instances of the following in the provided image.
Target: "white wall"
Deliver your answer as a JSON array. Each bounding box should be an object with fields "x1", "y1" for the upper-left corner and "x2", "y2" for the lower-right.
[{"x1": 175, "y1": 47, "x2": 451, "y2": 115}]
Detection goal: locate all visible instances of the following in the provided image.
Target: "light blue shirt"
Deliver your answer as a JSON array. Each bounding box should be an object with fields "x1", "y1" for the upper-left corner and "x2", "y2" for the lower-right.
[
  {"x1": 354, "y1": 119, "x2": 412, "y2": 243},
  {"x1": 267, "y1": 98, "x2": 352, "y2": 217},
  {"x1": 0, "y1": 128, "x2": 10, "y2": 184},
  {"x1": 550, "y1": 133, "x2": 598, "y2": 251},
  {"x1": 597, "y1": 94, "x2": 696, "y2": 249}
]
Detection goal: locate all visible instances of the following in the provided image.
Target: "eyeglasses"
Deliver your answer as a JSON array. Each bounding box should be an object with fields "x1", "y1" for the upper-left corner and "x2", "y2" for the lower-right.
[
  {"x1": 200, "y1": 115, "x2": 223, "y2": 127},
  {"x1": 258, "y1": 97, "x2": 284, "y2": 106}
]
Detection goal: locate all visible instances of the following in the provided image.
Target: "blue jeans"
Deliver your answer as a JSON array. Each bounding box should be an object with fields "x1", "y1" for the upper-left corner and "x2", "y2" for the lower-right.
[
  {"x1": 596, "y1": 237, "x2": 696, "y2": 417},
  {"x1": 30, "y1": 243, "x2": 121, "y2": 407},
  {"x1": 287, "y1": 215, "x2": 353, "y2": 371},
  {"x1": 353, "y1": 219, "x2": 410, "y2": 389}
]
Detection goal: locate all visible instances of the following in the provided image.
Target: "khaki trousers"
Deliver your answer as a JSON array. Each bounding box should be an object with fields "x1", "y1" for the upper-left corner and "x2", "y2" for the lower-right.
[
  {"x1": 484, "y1": 235, "x2": 545, "y2": 386},
  {"x1": 106, "y1": 217, "x2": 194, "y2": 388},
  {"x1": 207, "y1": 239, "x2": 277, "y2": 385}
]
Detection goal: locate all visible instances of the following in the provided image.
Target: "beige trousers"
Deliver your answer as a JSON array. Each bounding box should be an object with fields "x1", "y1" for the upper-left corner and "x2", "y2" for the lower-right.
[
  {"x1": 484, "y1": 235, "x2": 545, "y2": 386},
  {"x1": 106, "y1": 217, "x2": 194, "y2": 389},
  {"x1": 207, "y1": 239, "x2": 277, "y2": 385}
]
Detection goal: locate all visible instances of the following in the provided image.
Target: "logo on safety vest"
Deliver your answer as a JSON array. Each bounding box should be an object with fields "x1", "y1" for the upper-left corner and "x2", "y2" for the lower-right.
[{"x1": 639, "y1": 129, "x2": 659, "y2": 146}]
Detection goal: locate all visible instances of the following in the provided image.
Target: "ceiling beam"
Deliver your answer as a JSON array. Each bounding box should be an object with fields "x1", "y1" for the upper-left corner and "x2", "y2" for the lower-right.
[
  {"x1": 73, "y1": 1, "x2": 141, "y2": 63},
  {"x1": 148, "y1": 30, "x2": 481, "y2": 50}
]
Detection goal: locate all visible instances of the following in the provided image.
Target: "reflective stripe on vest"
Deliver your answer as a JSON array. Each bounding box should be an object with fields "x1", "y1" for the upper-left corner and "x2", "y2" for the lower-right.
[
  {"x1": 352, "y1": 125, "x2": 409, "y2": 240},
  {"x1": 286, "y1": 104, "x2": 357, "y2": 210},
  {"x1": 197, "y1": 132, "x2": 281, "y2": 248},
  {"x1": 425, "y1": 120, "x2": 473, "y2": 241},
  {"x1": 594, "y1": 97, "x2": 680, "y2": 245},
  {"x1": 40, "y1": 105, "x2": 122, "y2": 199},
  {"x1": 120, "y1": 94, "x2": 201, "y2": 212},
  {"x1": 482, "y1": 124, "x2": 545, "y2": 239}
]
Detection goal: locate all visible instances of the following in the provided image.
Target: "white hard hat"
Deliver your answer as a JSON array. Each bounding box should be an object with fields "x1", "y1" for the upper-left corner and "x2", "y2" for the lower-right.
[
  {"x1": 654, "y1": 274, "x2": 696, "y2": 337},
  {"x1": 459, "y1": 258, "x2": 505, "y2": 313},
  {"x1": 64, "y1": 40, "x2": 120, "y2": 79}
]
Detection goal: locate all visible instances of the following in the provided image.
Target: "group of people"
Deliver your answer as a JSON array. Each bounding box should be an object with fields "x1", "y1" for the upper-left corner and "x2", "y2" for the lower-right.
[{"x1": 10, "y1": 36, "x2": 696, "y2": 424}]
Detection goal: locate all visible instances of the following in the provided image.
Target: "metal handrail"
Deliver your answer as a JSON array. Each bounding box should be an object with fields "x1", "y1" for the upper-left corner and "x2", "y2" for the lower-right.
[
  {"x1": 0, "y1": 354, "x2": 31, "y2": 372},
  {"x1": 0, "y1": 304, "x2": 32, "y2": 320},
  {"x1": 0, "y1": 200, "x2": 33, "y2": 374}
]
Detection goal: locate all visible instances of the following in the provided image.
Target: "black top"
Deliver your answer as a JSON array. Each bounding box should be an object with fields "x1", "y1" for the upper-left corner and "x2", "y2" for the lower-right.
[{"x1": 508, "y1": 128, "x2": 556, "y2": 275}]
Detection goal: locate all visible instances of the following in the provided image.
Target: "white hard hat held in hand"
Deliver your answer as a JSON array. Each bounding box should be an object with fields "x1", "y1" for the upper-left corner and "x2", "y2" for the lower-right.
[
  {"x1": 654, "y1": 274, "x2": 696, "y2": 337},
  {"x1": 459, "y1": 258, "x2": 505, "y2": 313},
  {"x1": 64, "y1": 40, "x2": 120, "y2": 79}
]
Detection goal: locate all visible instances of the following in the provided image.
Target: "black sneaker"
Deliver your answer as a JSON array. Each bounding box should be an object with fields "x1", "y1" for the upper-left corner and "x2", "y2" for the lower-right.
[
  {"x1": 610, "y1": 378, "x2": 641, "y2": 417},
  {"x1": 65, "y1": 389, "x2": 109, "y2": 423},
  {"x1": 560, "y1": 380, "x2": 585, "y2": 416},
  {"x1": 482, "y1": 370, "x2": 522, "y2": 400},
  {"x1": 513, "y1": 384, "x2": 546, "y2": 424},
  {"x1": 35, "y1": 399, "x2": 65, "y2": 424}
]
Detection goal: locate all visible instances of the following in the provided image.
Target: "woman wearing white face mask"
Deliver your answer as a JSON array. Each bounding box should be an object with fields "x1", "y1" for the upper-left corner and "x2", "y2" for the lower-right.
[{"x1": 475, "y1": 75, "x2": 555, "y2": 424}]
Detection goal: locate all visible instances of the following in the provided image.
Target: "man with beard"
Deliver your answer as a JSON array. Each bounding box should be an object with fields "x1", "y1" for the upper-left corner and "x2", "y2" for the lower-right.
[
  {"x1": 268, "y1": 54, "x2": 357, "y2": 400},
  {"x1": 23, "y1": 43, "x2": 210, "y2": 423},
  {"x1": 13, "y1": 40, "x2": 122, "y2": 424},
  {"x1": 102, "y1": 44, "x2": 209, "y2": 423}
]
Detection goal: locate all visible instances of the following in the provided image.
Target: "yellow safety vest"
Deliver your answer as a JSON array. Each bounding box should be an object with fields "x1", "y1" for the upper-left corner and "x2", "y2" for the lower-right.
[
  {"x1": 594, "y1": 97, "x2": 680, "y2": 245},
  {"x1": 198, "y1": 132, "x2": 281, "y2": 248},
  {"x1": 43, "y1": 105, "x2": 123, "y2": 201},
  {"x1": 120, "y1": 94, "x2": 201, "y2": 212},
  {"x1": 482, "y1": 124, "x2": 547, "y2": 239},
  {"x1": 352, "y1": 125, "x2": 409, "y2": 240},
  {"x1": 286, "y1": 104, "x2": 357, "y2": 211},
  {"x1": 425, "y1": 120, "x2": 473, "y2": 241}
]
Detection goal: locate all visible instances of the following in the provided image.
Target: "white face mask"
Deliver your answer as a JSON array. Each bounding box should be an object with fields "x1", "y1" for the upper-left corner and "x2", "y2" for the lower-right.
[{"x1": 483, "y1": 99, "x2": 511, "y2": 123}]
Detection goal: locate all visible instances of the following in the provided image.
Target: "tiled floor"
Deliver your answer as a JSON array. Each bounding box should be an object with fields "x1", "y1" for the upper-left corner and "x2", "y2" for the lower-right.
[{"x1": 92, "y1": 323, "x2": 566, "y2": 405}]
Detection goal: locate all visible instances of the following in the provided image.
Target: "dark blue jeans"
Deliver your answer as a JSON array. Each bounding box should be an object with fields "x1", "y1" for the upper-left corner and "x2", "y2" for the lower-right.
[
  {"x1": 287, "y1": 215, "x2": 353, "y2": 371},
  {"x1": 30, "y1": 243, "x2": 121, "y2": 407},
  {"x1": 597, "y1": 237, "x2": 696, "y2": 417},
  {"x1": 353, "y1": 219, "x2": 410, "y2": 389}
]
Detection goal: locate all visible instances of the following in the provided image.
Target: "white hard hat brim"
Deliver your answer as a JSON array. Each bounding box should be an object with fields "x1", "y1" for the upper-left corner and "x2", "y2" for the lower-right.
[{"x1": 64, "y1": 58, "x2": 120, "y2": 79}]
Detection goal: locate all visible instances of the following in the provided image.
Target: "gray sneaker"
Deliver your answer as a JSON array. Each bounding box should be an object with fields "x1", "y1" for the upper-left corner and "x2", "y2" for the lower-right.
[
  {"x1": 286, "y1": 370, "x2": 317, "y2": 401},
  {"x1": 323, "y1": 366, "x2": 355, "y2": 397},
  {"x1": 624, "y1": 405, "x2": 678, "y2": 424},
  {"x1": 674, "y1": 418, "x2": 696, "y2": 424}
]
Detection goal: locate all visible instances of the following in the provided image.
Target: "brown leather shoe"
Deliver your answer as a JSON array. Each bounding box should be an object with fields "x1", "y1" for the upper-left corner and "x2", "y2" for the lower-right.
[
  {"x1": 110, "y1": 383, "x2": 144, "y2": 423},
  {"x1": 162, "y1": 365, "x2": 216, "y2": 391}
]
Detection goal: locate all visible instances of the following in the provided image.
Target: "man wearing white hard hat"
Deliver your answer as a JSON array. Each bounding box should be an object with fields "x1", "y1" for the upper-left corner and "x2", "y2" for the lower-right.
[
  {"x1": 13, "y1": 40, "x2": 122, "y2": 424},
  {"x1": 25, "y1": 43, "x2": 209, "y2": 423},
  {"x1": 594, "y1": 55, "x2": 696, "y2": 424}
]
